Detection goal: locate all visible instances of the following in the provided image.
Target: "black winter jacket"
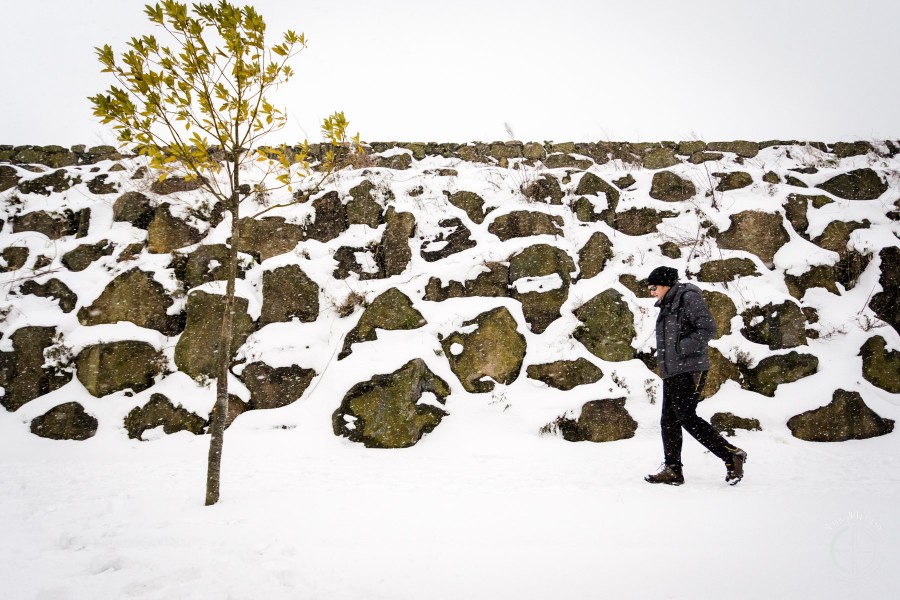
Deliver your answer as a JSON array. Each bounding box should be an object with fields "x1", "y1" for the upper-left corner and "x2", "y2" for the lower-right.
[{"x1": 654, "y1": 283, "x2": 717, "y2": 379}]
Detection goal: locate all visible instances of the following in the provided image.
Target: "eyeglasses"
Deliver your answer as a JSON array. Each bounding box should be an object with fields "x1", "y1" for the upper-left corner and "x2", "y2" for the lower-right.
[{"x1": 648, "y1": 285, "x2": 658, "y2": 292}]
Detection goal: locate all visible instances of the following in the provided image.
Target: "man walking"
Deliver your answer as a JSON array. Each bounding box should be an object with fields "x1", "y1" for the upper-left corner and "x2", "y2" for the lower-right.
[{"x1": 643, "y1": 266, "x2": 748, "y2": 486}]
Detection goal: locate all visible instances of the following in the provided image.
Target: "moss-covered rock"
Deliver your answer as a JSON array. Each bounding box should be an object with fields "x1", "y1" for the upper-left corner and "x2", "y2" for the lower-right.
[
  {"x1": 0, "y1": 165, "x2": 20, "y2": 191},
  {"x1": 526, "y1": 358, "x2": 603, "y2": 391},
  {"x1": 0, "y1": 327, "x2": 72, "y2": 411},
  {"x1": 783, "y1": 193, "x2": 833, "y2": 238},
  {"x1": 762, "y1": 171, "x2": 781, "y2": 184},
  {"x1": 31, "y1": 402, "x2": 98, "y2": 441},
  {"x1": 170, "y1": 244, "x2": 238, "y2": 291},
  {"x1": 860, "y1": 336, "x2": 900, "y2": 393},
  {"x1": 19, "y1": 278, "x2": 77, "y2": 313},
  {"x1": 659, "y1": 241, "x2": 681, "y2": 259},
  {"x1": 76, "y1": 341, "x2": 163, "y2": 397},
  {"x1": 238, "y1": 217, "x2": 304, "y2": 262},
  {"x1": 420, "y1": 218, "x2": 476, "y2": 262},
  {"x1": 61, "y1": 240, "x2": 113, "y2": 272},
  {"x1": 147, "y1": 204, "x2": 202, "y2": 254},
  {"x1": 573, "y1": 289, "x2": 636, "y2": 362},
  {"x1": 523, "y1": 142, "x2": 546, "y2": 160},
  {"x1": 817, "y1": 168, "x2": 888, "y2": 200},
  {"x1": 543, "y1": 154, "x2": 592, "y2": 169},
  {"x1": 374, "y1": 152, "x2": 413, "y2": 170},
  {"x1": 241, "y1": 362, "x2": 316, "y2": 410},
  {"x1": 788, "y1": 389, "x2": 894, "y2": 442},
  {"x1": 561, "y1": 398, "x2": 637, "y2": 442},
  {"x1": 716, "y1": 211, "x2": 790, "y2": 268},
  {"x1": 0, "y1": 247, "x2": 29, "y2": 272},
  {"x1": 521, "y1": 174, "x2": 563, "y2": 205},
  {"x1": 17, "y1": 169, "x2": 81, "y2": 195},
  {"x1": 831, "y1": 141, "x2": 873, "y2": 158},
  {"x1": 113, "y1": 191, "x2": 156, "y2": 229},
  {"x1": 714, "y1": 171, "x2": 753, "y2": 192},
  {"x1": 13, "y1": 209, "x2": 88, "y2": 240},
  {"x1": 642, "y1": 147, "x2": 680, "y2": 170},
  {"x1": 690, "y1": 152, "x2": 724, "y2": 164},
  {"x1": 577, "y1": 231, "x2": 614, "y2": 281},
  {"x1": 488, "y1": 211, "x2": 563, "y2": 241},
  {"x1": 260, "y1": 264, "x2": 319, "y2": 326},
  {"x1": 615, "y1": 207, "x2": 677, "y2": 236},
  {"x1": 618, "y1": 274, "x2": 652, "y2": 298},
  {"x1": 332, "y1": 358, "x2": 450, "y2": 448},
  {"x1": 702, "y1": 290, "x2": 736, "y2": 339},
  {"x1": 340, "y1": 288, "x2": 426, "y2": 359},
  {"x1": 613, "y1": 174, "x2": 636, "y2": 190},
  {"x1": 86, "y1": 174, "x2": 118, "y2": 195},
  {"x1": 150, "y1": 175, "x2": 203, "y2": 195},
  {"x1": 741, "y1": 301, "x2": 808, "y2": 349},
  {"x1": 706, "y1": 140, "x2": 759, "y2": 158},
  {"x1": 677, "y1": 141, "x2": 707, "y2": 156},
  {"x1": 446, "y1": 191, "x2": 488, "y2": 225},
  {"x1": 785, "y1": 264, "x2": 841, "y2": 299},
  {"x1": 870, "y1": 246, "x2": 899, "y2": 334},
  {"x1": 174, "y1": 290, "x2": 256, "y2": 381},
  {"x1": 124, "y1": 393, "x2": 206, "y2": 440},
  {"x1": 575, "y1": 173, "x2": 620, "y2": 216},
  {"x1": 305, "y1": 191, "x2": 348, "y2": 242},
  {"x1": 347, "y1": 182, "x2": 385, "y2": 228},
  {"x1": 743, "y1": 351, "x2": 818, "y2": 397},
  {"x1": 78, "y1": 268, "x2": 182, "y2": 335},
  {"x1": 379, "y1": 207, "x2": 416, "y2": 277},
  {"x1": 702, "y1": 347, "x2": 742, "y2": 399},
  {"x1": 696, "y1": 258, "x2": 760, "y2": 282},
  {"x1": 508, "y1": 244, "x2": 574, "y2": 334},
  {"x1": 423, "y1": 262, "x2": 510, "y2": 301},
  {"x1": 650, "y1": 171, "x2": 696, "y2": 201},
  {"x1": 441, "y1": 307, "x2": 527, "y2": 393},
  {"x1": 811, "y1": 220, "x2": 870, "y2": 256},
  {"x1": 711, "y1": 412, "x2": 761, "y2": 437}
]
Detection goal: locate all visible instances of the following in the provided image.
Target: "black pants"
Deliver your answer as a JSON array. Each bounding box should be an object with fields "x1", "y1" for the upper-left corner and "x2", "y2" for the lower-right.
[{"x1": 661, "y1": 371, "x2": 735, "y2": 469}]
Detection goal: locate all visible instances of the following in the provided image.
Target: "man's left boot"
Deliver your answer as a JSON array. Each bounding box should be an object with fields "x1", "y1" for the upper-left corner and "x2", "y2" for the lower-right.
[{"x1": 725, "y1": 448, "x2": 748, "y2": 485}]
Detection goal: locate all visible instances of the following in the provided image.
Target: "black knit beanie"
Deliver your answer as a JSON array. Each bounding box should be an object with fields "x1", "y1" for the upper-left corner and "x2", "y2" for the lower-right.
[{"x1": 647, "y1": 266, "x2": 678, "y2": 286}]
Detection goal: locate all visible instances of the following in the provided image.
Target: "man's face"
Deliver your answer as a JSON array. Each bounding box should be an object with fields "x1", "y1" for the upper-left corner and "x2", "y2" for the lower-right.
[{"x1": 647, "y1": 284, "x2": 671, "y2": 301}]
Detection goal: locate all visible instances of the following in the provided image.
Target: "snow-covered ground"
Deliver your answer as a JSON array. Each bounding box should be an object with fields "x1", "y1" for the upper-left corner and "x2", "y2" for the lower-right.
[{"x1": 1, "y1": 142, "x2": 899, "y2": 599}]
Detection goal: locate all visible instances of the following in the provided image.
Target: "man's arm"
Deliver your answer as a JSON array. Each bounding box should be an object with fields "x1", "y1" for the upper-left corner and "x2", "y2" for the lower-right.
[{"x1": 679, "y1": 290, "x2": 717, "y2": 354}]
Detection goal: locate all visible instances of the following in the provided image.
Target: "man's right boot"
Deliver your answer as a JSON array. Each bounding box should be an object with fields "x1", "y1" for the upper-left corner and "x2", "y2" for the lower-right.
[{"x1": 644, "y1": 465, "x2": 684, "y2": 486}]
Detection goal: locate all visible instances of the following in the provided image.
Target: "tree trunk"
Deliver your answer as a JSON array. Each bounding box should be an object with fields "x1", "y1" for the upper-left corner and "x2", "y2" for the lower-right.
[{"x1": 205, "y1": 175, "x2": 241, "y2": 506}]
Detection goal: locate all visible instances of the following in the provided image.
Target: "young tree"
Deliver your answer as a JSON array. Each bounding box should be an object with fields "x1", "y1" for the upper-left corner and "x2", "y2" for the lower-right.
[{"x1": 90, "y1": 1, "x2": 362, "y2": 505}]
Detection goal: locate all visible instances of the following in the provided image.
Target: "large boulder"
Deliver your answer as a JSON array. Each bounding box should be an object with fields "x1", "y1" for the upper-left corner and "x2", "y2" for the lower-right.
[
  {"x1": 741, "y1": 301, "x2": 808, "y2": 349},
  {"x1": 78, "y1": 268, "x2": 182, "y2": 335},
  {"x1": 113, "y1": 191, "x2": 156, "y2": 229},
  {"x1": 170, "y1": 244, "x2": 237, "y2": 291},
  {"x1": 441, "y1": 307, "x2": 527, "y2": 393},
  {"x1": 716, "y1": 211, "x2": 790, "y2": 268},
  {"x1": 379, "y1": 207, "x2": 416, "y2": 277},
  {"x1": 124, "y1": 393, "x2": 206, "y2": 440},
  {"x1": 811, "y1": 220, "x2": 869, "y2": 256},
  {"x1": 526, "y1": 358, "x2": 603, "y2": 391},
  {"x1": 577, "y1": 231, "x2": 614, "y2": 280},
  {"x1": 424, "y1": 262, "x2": 510, "y2": 301},
  {"x1": 615, "y1": 208, "x2": 677, "y2": 236},
  {"x1": 702, "y1": 347, "x2": 743, "y2": 399},
  {"x1": 870, "y1": 246, "x2": 899, "y2": 334},
  {"x1": 332, "y1": 359, "x2": 450, "y2": 448},
  {"x1": 19, "y1": 278, "x2": 78, "y2": 313},
  {"x1": 347, "y1": 181, "x2": 385, "y2": 228},
  {"x1": 0, "y1": 326, "x2": 72, "y2": 411},
  {"x1": 147, "y1": 204, "x2": 202, "y2": 254},
  {"x1": 174, "y1": 290, "x2": 256, "y2": 381},
  {"x1": 817, "y1": 168, "x2": 887, "y2": 200},
  {"x1": 13, "y1": 209, "x2": 89, "y2": 240},
  {"x1": 238, "y1": 217, "x2": 304, "y2": 262},
  {"x1": 783, "y1": 193, "x2": 832, "y2": 238},
  {"x1": 420, "y1": 218, "x2": 476, "y2": 262},
  {"x1": 31, "y1": 402, "x2": 98, "y2": 441},
  {"x1": 743, "y1": 352, "x2": 818, "y2": 397},
  {"x1": 508, "y1": 244, "x2": 575, "y2": 333},
  {"x1": 575, "y1": 173, "x2": 620, "y2": 212},
  {"x1": 785, "y1": 264, "x2": 841, "y2": 299},
  {"x1": 260, "y1": 265, "x2": 319, "y2": 326},
  {"x1": 75, "y1": 341, "x2": 163, "y2": 397},
  {"x1": 788, "y1": 389, "x2": 894, "y2": 442},
  {"x1": 573, "y1": 289, "x2": 636, "y2": 362},
  {"x1": 340, "y1": 288, "x2": 426, "y2": 359},
  {"x1": 702, "y1": 290, "x2": 736, "y2": 339},
  {"x1": 696, "y1": 258, "x2": 760, "y2": 282},
  {"x1": 650, "y1": 171, "x2": 696, "y2": 202},
  {"x1": 488, "y1": 211, "x2": 563, "y2": 241},
  {"x1": 559, "y1": 399, "x2": 638, "y2": 443},
  {"x1": 860, "y1": 336, "x2": 900, "y2": 393},
  {"x1": 241, "y1": 362, "x2": 316, "y2": 410}
]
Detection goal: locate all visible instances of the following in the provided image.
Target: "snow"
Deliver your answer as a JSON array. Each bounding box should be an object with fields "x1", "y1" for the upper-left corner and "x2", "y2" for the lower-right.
[{"x1": 2, "y1": 144, "x2": 900, "y2": 599}]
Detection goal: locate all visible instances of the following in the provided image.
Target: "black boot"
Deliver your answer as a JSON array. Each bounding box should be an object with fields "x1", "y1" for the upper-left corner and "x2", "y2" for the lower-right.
[
  {"x1": 645, "y1": 465, "x2": 684, "y2": 486},
  {"x1": 725, "y1": 449, "x2": 747, "y2": 485}
]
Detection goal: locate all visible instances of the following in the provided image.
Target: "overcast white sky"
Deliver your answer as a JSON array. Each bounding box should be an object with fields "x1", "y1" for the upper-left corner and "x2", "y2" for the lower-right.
[{"x1": 1, "y1": 0, "x2": 898, "y2": 146}]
